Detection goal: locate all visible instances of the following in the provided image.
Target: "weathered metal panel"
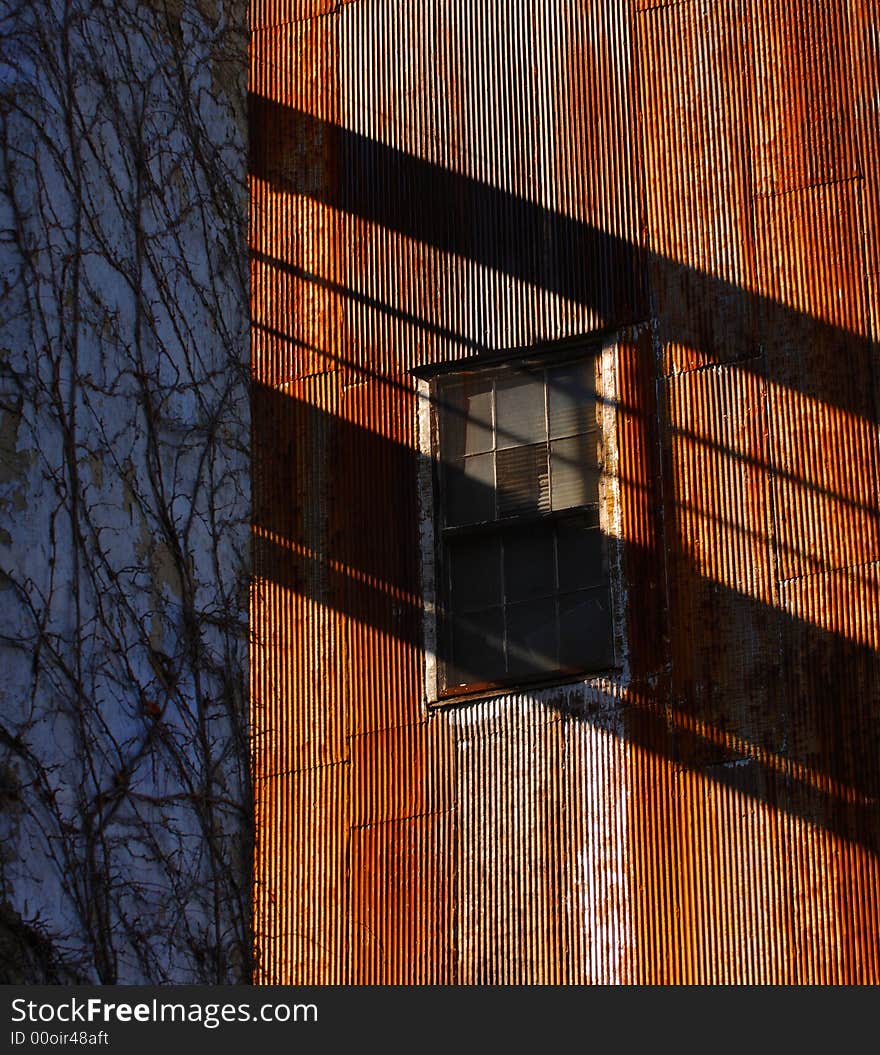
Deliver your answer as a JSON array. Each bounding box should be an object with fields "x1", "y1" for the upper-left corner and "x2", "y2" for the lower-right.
[
  {"x1": 636, "y1": 0, "x2": 758, "y2": 374},
  {"x1": 779, "y1": 563, "x2": 880, "y2": 817},
  {"x1": 250, "y1": 15, "x2": 343, "y2": 383},
  {"x1": 453, "y1": 695, "x2": 566, "y2": 984},
  {"x1": 754, "y1": 182, "x2": 880, "y2": 580},
  {"x1": 852, "y1": 1, "x2": 877, "y2": 289},
  {"x1": 336, "y1": 378, "x2": 424, "y2": 735},
  {"x1": 764, "y1": 374, "x2": 880, "y2": 581},
  {"x1": 563, "y1": 697, "x2": 634, "y2": 984},
  {"x1": 850, "y1": 2, "x2": 880, "y2": 285},
  {"x1": 332, "y1": 0, "x2": 646, "y2": 361},
  {"x1": 350, "y1": 719, "x2": 455, "y2": 827},
  {"x1": 749, "y1": 1, "x2": 859, "y2": 196},
  {"x1": 253, "y1": 763, "x2": 350, "y2": 983},
  {"x1": 252, "y1": 371, "x2": 350, "y2": 776},
  {"x1": 671, "y1": 760, "x2": 795, "y2": 984},
  {"x1": 349, "y1": 812, "x2": 456, "y2": 983},
  {"x1": 623, "y1": 697, "x2": 682, "y2": 985},
  {"x1": 662, "y1": 363, "x2": 785, "y2": 766}
]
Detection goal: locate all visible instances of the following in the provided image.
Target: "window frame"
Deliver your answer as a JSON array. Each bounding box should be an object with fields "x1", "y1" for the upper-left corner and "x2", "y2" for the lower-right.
[{"x1": 416, "y1": 335, "x2": 625, "y2": 706}]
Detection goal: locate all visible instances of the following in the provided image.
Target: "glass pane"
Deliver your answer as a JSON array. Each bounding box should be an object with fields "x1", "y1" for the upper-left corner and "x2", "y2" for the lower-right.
[
  {"x1": 445, "y1": 453, "x2": 495, "y2": 526},
  {"x1": 550, "y1": 434, "x2": 600, "y2": 510},
  {"x1": 448, "y1": 607, "x2": 505, "y2": 687},
  {"x1": 504, "y1": 524, "x2": 555, "y2": 602},
  {"x1": 548, "y1": 359, "x2": 598, "y2": 438},
  {"x1": 506, "y1": 598, "x2": 557, "y2": 676},
  {"x1": 556, "y1": 521, "x2": 606, "y2": 591},
  {"x1": 440, "y1": 378, "x2": 494, "y2": 459},
  {"x1": 497, "y1": 443, "x2": 549, "y2": 518},
  {"x1": 496, "y1": 371, "x2": 545, "y2": 449},
  {"x1": 449, "y1": 537, "x2": 502, "y2": 612},
  {"x1": 558, "y1": 587, "x2": 614, "y2": 671}
]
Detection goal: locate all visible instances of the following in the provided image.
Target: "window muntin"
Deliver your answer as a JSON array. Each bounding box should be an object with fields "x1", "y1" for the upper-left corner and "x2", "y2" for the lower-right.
[{"x1": 432, "y1": 353, "x2": 615, "y2": 697}]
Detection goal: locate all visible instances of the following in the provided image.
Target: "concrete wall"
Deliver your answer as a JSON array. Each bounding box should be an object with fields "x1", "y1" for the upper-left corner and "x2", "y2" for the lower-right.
[{"x1": 0, "y1": 0, "x2": 250, "y2": 982}]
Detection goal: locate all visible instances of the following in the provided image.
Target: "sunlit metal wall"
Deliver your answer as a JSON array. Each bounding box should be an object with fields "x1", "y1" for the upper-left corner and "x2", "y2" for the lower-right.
[{"x1": 250, "y1": 0, "x2": 880, "y2": 983}]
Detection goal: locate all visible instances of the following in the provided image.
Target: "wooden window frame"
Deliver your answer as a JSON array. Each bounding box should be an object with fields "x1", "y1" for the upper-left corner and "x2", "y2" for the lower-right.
[{"x1": 416, "y1": 335, "x2": 625, "y2": 707}]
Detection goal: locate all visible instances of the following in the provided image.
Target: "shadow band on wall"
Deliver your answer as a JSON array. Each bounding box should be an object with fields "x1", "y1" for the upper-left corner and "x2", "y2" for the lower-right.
[{"x1": 249, "y1": 94, "x2": 880, "y2": 864}]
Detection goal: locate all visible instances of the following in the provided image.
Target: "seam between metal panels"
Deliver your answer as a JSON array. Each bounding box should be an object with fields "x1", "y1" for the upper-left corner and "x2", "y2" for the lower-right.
[
  {"x1": 349, "y1": 807, "x2": 456, "y2": 833},
  {"x1": 752, "y1": 173, "x2": 864, "y2": 201},
  {"x1": 251, "y1": 368, "x2": 340, "y2": 386},
  {"x1": 256, "y1": 759, "x2": 351, "y2": 779},
  {"x1": 349, "y1": 720, "x2": 435, "y2": 740},
  {"x1": 776, "y1": 555, "x2": 880, "y2": 589},
  {"x1": 660, "y1": 352, "x2": 764, "y2": 381},
  {"x1": 251, "y1": 3, "x2": 354, "y2": 32},
  {"x1": 634, "y1": 1, "x2": 694, "y2": 14}
]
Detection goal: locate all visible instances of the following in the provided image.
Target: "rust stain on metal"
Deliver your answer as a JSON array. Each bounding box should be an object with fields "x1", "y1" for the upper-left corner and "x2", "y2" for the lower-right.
[{"x1": 250, "y1": 0, "x2": 880, "y2": 984}]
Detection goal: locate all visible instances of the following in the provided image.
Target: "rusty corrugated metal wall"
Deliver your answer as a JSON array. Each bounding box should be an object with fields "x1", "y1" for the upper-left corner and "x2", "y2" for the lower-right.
[{"x1": 249, "y1": 0, "x2": 880, "y2": 984}]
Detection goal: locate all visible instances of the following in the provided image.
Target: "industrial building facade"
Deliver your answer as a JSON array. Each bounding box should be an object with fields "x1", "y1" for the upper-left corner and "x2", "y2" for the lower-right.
[{"x1": 250, "y1": 1, "x2": 880, "y2": 983}]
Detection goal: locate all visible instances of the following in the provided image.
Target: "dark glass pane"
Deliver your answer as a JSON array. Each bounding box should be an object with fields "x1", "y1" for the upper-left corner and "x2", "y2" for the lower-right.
[
  {"x1": 497, "y1": 443, "x2": 549, "y2": 517},
  {"x1": 506, "y1": 598, "x2": 557, "y2": 676},
  {"x1": 449, "y1": 537, "x2": 502, "y2": 612},
  {"x1": 448, "y1": 607, "x2": 505, "y2": 687},
  {"x1": 558, "y1": 587, "x2": 614, "y2": 671},
  {"x1": 496, "y1": 371, "x2": 545, "y2": 449},
  {"x1": 548, "y1": 359, "x2": 598, "y2": 438},
  {"x1": 550, "y1": 434, "x2": 600, "y2": 510},
  {"x1": 445, "y1": 453, "x2": 495, "y2": 525},
  {"x1": 556, "y1": 521, "x2": 606, "y2": 591},
  {"x1": 440, "y1": 378, "x2": 494, "y2": 459},
  {"x1": 504, "y1": 524, "x2": 555, "y2": 602}
]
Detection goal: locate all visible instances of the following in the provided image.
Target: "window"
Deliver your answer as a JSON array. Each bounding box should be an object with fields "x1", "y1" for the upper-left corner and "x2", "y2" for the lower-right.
[{"x1": 418, "y1": 346, "x2": 618, "y2": 700}]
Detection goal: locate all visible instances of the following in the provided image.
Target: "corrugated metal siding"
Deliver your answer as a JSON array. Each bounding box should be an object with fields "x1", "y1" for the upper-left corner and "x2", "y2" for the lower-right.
[
  {"x1": 254, "y1": 762, "x2": 350, "y2": 983},
  {"x1": 251, "y1": 0, "x2": 880, "y2": 984},
  {"x1": 748, "y1": 1, "x2": 859, "y2": 196},
  {"x1": 454, "y1": 696, "x2": 566, "y2": 984},
  {"x1": 637, "y1": 0, "x2": 758, "y2": 373},
  {"x1": 564, "y1": 697, "x2": 634, "y2": 984},
  {"x1": 350, "y1": 811, "x2": 456, "y2": 983}
]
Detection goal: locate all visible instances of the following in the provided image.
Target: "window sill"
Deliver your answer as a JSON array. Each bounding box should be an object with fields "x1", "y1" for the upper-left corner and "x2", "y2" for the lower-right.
[{"x1": 427, "y1": 664, "x2": 624, "y2": 709}]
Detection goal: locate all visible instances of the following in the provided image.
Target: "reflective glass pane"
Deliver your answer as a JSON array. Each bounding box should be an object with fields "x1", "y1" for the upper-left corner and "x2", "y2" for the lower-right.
[
  {"x1": 550, "y1": 434, "x2": 600, "y2": 510},
  {"x1": 440, "y1": 378, "x2": 493, "y2": 459},
  {"x1": 445, "y1": 453, "x2": 495, "y2": 525},
  {"x1": 496, "y1": 371, "x2": 545, "y2": 448},
  {"x1": 497, "y1": 443, "x2": 549, "y2": 518},
  {"x1": 506, "y1": 598, "x2": 557, "y2": 676},
  {"x1": 449, "y1": 607, "x2": 505, "y2": 687},
  {"x1": 449, "y1": 537, "x2": 502, "y2": 612},
  {"x1": 558, "y1": 587, "x2": 614, "y2": 670},
  {"x1": 548, "y1": 359, "x2": 597, "y2": 438},
  {"x1": 504, "y1": 524, "x2": 555, "y2": 602},
  {"x1": 556, "y1": 521, "x2": 605, "y2": 591}
]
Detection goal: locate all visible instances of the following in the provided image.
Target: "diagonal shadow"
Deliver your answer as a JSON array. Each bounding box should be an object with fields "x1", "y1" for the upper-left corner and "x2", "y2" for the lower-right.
[
  {"x1": 249, "y1": 95, "x2": 880, "y2": 862},
  {"x1": 249, "y1": 95, "x2": 879, "y2": 423},
  {"x1": 252, "y1": 379, "x2": 880, "y2": 857}
]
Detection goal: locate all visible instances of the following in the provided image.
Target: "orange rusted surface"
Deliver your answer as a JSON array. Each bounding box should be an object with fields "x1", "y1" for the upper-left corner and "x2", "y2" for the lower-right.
[{"x1": 250, "y1": 0, "x2": 880, "y2": 984}]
